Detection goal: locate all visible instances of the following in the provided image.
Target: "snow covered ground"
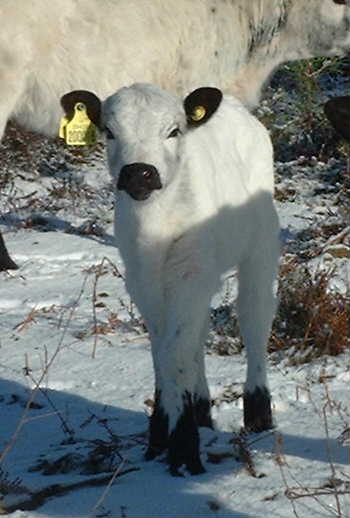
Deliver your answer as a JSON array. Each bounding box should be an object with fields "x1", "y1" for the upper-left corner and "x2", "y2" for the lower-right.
[{"x1": 0, "y1": 69, "x2": 349, "y2": 517}]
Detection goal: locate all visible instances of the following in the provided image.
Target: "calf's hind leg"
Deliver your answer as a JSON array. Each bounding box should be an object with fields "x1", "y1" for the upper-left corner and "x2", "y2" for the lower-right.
[{"x1": 237, "y1": 219, "x2": 279, "y2": 432}]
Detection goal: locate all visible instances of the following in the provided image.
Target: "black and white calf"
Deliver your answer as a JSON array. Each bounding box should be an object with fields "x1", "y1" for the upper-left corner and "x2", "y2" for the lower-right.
[{"x1": 62, "y1": 83, "x2": 280, "y2": 475}]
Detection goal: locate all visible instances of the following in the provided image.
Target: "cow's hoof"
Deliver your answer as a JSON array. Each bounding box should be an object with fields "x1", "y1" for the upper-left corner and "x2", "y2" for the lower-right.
[
  {"x1": 195, "y1": 397, "x2": 213, "y2": 428},
  {"x1": 243, "y1": 386, "x2": 273, "y2": 432},
  {"x1": 146, "y1": 390, "x2": 169, "y2": 459},
  {"x1": 167, "y1": 394, "x2": 205, "y2": 475}
]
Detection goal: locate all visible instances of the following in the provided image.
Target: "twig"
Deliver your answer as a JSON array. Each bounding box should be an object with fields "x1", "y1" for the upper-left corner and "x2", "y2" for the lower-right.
[
  {"x1": 90, "y1": 256, "x2": 124, "y2": 359},
  {"x1": 0, "y1": 272, "x2": 89, "y2": 464},
  {"x1": 24, "y1": 370, "x2": 74, "y2": 439},
  {"x1": 286, "y1": 487, "x2": 350, "y2": 500},
  {"x1": 322, "y1": 401, "x2": 342, "y2": 517},
  {"x1": 322, "y1": 226, "x2": 350, "y2": 252},
  {"x1": 13, "y1": 306, "x2": 39, "y2": 332},
  {"x1": 275, "y1": 432, "x2": 301, "y2": 518},
  {"x1": 92, "y1": 459, "x2": 127, "y2": 514},
  {"x1": 1, "y1": 467, "x2": 140, "y2": 513},
  {"x1": 233, "y1": 432, "x2": 260, "y2": 478},
  {"x1": 277, "y1": 386, "x2": 349, "y2": 518}
]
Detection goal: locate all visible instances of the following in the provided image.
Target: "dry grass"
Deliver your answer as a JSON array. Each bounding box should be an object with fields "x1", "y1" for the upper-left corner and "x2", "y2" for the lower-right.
[
  {"x1": 275, "y1": 381, "x2": 350, "y2": 518},
  {"x1": 260, "y1": 56, "x2": 350, "y2": 162},
  {"x1": 0, "y1": 121, "x2": 103, "y2": 178},
  {"x1": 271, "y1": 262, "x2": 350, "y2": 364},
  {"x1": 207, "y1": 261, "x2": 349, "y2": 364}
]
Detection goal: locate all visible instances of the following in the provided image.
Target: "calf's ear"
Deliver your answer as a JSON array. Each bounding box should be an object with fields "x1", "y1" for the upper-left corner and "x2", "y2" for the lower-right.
[
  {"x1": 184, "y1": 87, "x2": 223, "y2": 127},
  {"x1": 60, "y1": 90, "x2": 102, "y2": 128}
]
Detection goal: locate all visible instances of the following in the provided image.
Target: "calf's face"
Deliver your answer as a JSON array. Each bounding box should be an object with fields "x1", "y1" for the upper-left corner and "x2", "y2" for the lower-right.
[
  {"x1": 61, "y1": 84, "x2": 222, "y2": 202},
  {"x1": 103, "y1": 84, "x2": 187, "y2": 200}
]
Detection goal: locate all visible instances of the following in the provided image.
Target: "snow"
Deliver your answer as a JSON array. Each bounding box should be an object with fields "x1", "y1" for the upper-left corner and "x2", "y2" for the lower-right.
[{"x1": 1, "y1": 80, "x2": 349, "y2": 517}]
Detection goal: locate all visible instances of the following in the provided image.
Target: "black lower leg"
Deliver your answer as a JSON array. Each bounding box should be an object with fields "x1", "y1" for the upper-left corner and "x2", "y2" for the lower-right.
[
  {"x1": 168, "y1": 392, "x2": 205, "y2": 475},
  {"x1": 0, "y1": 231, "x2": 18, "y2": 271},
  {"x1": 195, "y1": 396, "x2": 213, "y2": 428},
  {"x1": 243, "y1": 386, "x2": 273, "y2": 432},
  {"x1": 145, "y1": 390, "x2": 169, "y2": 460}
]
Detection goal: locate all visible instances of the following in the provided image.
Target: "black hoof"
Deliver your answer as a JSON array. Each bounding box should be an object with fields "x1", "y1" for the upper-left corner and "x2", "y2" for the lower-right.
[
  {"x1": 0, "y1": 232, "x2": 18, "y2": 271},
  {"x1": 145, "y1": 445, "x2": 164, "y2": 461},
  {"x1": 243, "y1": 386, "x2": 273, "y2": 432},
  {"x1": 195, "y1": 397, "x2": 213, "y2": 428},
  {"x1": 146, "y1": 390, "x2": 206, "y2": 474},
  {"x1": 169, "y1": 466, "x2": 185, "y2": 477},
  {"x1": 0, "y1": 257, "x2": 18, "y2": 271},
  {"x1": 187, "y1": 460, "x2": 206, "y2": 475},
  {"x1": 169, "y1": 455, "x2": 206, "y2": 476},
  {"x1": 167, "y1": 392, "x2": 205, "y2": 475},
  {"x1": 146, "y1": 390, "x2": 169, "y2": 459}
]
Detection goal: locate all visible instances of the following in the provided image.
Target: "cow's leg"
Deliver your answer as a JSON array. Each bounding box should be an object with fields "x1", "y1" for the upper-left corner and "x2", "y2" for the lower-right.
[
  {"x1": 193, "y1": 315, "x2": 213, "y2": 428},
  {"x1": 0, "y1": 75, "x2": 27, "y2": 271},
  {"x1": 146, "y1": 317, "x2": 206, "y2": 474},
  {"x1": 0, "y1": 231, "x2": 18, "y2": 271},
  {"x1": 146, "y1": 271, "x2": 214, "y2": 475},
  {"x1": 237, "y1": 216, "x2": 279, "y2": 432},
  {"x1": 145, "y1": 328, "x2": 169, "y2": 461},
  {"x1": 146, "y1": 315, "x2": 212, "y2": 464},
  {"x1": 0, "y1": 111, "x2": 18, "y2": 269},
  {"x1": 161, "y1": 319, "x2": 207, "y2": 475}
]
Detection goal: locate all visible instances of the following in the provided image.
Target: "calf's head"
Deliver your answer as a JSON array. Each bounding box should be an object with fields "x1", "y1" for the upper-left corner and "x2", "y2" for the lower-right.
[{"x1": 61, "y1": 84, "x2": 222, "y2": 201}]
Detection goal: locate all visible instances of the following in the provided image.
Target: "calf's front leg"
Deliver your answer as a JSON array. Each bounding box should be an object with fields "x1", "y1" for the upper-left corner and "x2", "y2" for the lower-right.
[
  {"x1": 193, "y1": 316, "x2": 213, "y2": 428},
  {"x1": 146, "y1": 277, "x2": 213, "y2": 475}
]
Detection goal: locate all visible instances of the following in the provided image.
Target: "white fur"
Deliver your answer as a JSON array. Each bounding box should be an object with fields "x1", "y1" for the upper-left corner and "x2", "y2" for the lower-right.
[
  {"x1": 103, "y1": 83, "x2": 280, "y2": 433},
  {"x1": 0, "y1": 0, "x2": 349, "y2": 140}
]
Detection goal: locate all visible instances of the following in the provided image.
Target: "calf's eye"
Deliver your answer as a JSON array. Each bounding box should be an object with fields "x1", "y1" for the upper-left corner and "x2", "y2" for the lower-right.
[
  {"x1": 105, "y1": 127, "x2": 114, "y2": 139},
  {"x1": 167, "y1": 127, "x2": 182, "y2": 139}
]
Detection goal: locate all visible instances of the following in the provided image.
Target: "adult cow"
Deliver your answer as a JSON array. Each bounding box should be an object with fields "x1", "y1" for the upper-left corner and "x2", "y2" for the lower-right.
[{"x1": 1, "y1": 0, "x2": 349, "y2": 269}]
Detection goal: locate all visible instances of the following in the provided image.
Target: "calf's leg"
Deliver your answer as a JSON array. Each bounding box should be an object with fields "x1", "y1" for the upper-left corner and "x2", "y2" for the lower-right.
[
  {"x1": 0, "y1": 231, "x2": 18, "y2": 271},
  {"x1": 193, "y1": 315, "x2": 213, "y2": 428},
  {"x1": 237, "y1": 213, "x2": 279, "y2": 432},
  {"x1": 146, "y1": 281, "x2": 213, "y2": 475},
  {"x1": 0, "y1": 74, "x2": 28, "y2": 270}
]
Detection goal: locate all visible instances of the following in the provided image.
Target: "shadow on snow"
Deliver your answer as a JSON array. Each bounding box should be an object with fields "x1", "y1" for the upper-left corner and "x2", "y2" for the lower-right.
[{"x1": 0, "y1": 376, "x2": 347, "y2": 517}]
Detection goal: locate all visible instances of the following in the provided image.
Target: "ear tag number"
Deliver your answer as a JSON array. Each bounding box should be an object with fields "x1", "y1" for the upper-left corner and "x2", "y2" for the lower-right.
[{"x1": 59, "y1": 102, "x2": 97, "y2": 145}]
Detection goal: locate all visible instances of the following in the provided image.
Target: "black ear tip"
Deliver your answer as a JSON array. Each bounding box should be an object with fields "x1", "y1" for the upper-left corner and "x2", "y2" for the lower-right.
[
  {"x1": 184, "y1": 87, "x2": 223, "y2": 126},
  {"x1": 60, "y1": 90, "x2": 102, "y2": 127}
]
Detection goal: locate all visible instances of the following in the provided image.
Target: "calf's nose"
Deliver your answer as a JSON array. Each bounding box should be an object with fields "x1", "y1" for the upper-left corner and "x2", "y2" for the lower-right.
[{"x1": 117, "y1": 162, "x2": 162, "y2": 201}]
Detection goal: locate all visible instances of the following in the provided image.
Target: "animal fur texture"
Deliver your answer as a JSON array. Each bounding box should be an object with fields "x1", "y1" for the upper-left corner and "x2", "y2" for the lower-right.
[
  {"x1": 1, "y1": 0, "x2": 349, "y2": 140},
  {"x1": 62, "y1": 83, "x2": 280, "y2": 474},
  {"x1": 1, "y1": 0, "x2": 349, "y2": 271}
]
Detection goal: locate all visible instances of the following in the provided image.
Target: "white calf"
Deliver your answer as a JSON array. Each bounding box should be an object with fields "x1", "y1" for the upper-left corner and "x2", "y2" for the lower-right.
[{"x1": 62, "y1": 83, "x2": 280, "y2": 474}]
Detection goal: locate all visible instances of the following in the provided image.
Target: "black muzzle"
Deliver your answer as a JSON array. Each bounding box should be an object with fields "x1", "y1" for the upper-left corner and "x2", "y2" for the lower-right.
[{"x1": 117, "y1": 163, "x2": 162, "y2": 201}]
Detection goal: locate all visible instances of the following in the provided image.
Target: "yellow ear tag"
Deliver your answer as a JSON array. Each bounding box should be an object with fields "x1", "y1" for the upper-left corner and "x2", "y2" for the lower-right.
[
  {"x1": 59, "y1": 116, "x2": 69, "y2": 139},
  {"x1": 191, "y1": 105, "x2": 206, "y2": 122},
  {"x1": 59, "y1": 102, "x2": 97, "y2": 145}
]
